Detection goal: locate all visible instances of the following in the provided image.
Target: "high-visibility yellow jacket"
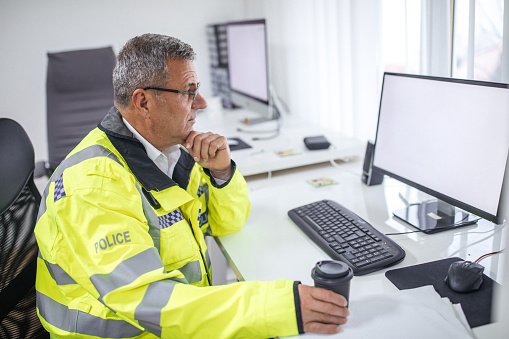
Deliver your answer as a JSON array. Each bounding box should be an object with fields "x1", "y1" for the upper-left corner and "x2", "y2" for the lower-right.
[{"x1": 35, "y1": 107, "x2": 302, "y2": 338}]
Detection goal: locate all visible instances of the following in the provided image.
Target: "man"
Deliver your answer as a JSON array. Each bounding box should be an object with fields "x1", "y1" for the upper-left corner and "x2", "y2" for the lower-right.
[{"x1": 34, "y1": 33, "x2": 348, "y2": 338}]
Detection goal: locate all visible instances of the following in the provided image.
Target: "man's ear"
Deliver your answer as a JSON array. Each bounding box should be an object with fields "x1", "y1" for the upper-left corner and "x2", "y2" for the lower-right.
[{"x1": 131, "y1": 89, "x2": 150, "y2": 119}]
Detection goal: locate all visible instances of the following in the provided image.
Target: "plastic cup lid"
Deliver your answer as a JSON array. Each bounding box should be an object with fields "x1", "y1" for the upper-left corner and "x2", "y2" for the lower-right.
[{"x1": 315, "y1": 260, "x2": 350, "y2": 278}]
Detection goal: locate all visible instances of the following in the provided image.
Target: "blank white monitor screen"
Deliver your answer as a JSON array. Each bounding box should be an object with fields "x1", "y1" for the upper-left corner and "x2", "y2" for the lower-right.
[
  {"x1": 373, "y1": 73, "x2": 509, "y2": 226},
  {"x1": 226, "y1": 20, "x2": 269, "y2": 104}
]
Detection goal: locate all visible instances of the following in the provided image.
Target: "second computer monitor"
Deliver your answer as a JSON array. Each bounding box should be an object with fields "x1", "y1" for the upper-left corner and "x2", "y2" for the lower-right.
[{"x1": 226, "y1": 19, "x2": 272, "y2": 120}]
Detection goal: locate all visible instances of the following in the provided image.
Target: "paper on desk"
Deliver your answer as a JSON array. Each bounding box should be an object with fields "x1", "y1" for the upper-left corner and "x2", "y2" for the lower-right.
[{"x1": 296, "y1": 285, "x2": 474, "y2": 339}]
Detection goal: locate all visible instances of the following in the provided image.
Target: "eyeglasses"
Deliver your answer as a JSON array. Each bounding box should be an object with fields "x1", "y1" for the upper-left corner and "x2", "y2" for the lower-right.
[{"x1": 143, "y1": 82, "x2": 201, "y2": 101}]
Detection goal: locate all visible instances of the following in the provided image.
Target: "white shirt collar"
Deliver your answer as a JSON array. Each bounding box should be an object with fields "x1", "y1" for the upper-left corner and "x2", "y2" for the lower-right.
[
  {"x1": 122, "y1": 117, "x2": 180, "y2": 176},
  {"x1": 123, "y1": 118, "x2": 160, "y2": 161}
]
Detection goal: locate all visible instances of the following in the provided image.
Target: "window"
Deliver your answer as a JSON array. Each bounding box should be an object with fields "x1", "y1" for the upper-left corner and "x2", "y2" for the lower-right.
[
  {"x1": 381, "y1": 0, "x2": 422, "y2": 74},
  {"x1": 452, "y1": 0, "x2": 505, "y2": 81}
]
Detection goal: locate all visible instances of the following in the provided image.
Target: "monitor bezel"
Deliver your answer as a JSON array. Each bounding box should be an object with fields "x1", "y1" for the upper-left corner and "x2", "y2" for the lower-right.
[{"x1": 372, "y1": 72, "x2": 509, "y2": 225}]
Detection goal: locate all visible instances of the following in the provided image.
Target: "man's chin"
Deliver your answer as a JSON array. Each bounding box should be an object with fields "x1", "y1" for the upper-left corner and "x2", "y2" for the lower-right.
[{"x1": 181, "y1": 129, "x2": 195, "y2": 146}]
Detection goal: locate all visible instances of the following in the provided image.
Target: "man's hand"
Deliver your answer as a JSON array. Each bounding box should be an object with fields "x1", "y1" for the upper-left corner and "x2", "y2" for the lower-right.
[
  {"x1": 184, "y1": 131, "x2": 232, "y2": 181},
  {"x1": 298, "y1": 284, "x2": 349, "y2": 334}
]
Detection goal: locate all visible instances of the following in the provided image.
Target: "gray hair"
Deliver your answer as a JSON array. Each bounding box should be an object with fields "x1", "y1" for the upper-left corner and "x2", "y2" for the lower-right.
[{"x1": 113, "y1": 33, "x2": 196, "y2": 108}]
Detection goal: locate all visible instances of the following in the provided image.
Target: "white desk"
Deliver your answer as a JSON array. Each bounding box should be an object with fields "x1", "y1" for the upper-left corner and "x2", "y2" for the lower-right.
[
  {"x1": 214, "y1": 159, "x2": 507, "y2": 338},
  {"x1": 194, "y1": 109, "x2": 364, "y2": 176}
]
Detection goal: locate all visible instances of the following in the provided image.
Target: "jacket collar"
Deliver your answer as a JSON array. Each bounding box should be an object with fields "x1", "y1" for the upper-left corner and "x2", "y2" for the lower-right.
[
  {"x1": 99, "y1": 106, "x2": 134, "y2": 139},
  {"x1": 98, "y1": 107, "x2": 194, "y2": 193}
]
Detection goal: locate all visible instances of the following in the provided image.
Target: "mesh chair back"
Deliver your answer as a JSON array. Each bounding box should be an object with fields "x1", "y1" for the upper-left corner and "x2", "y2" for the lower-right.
[
  {"x1": 46, "y1": 46, "x2": 115, "y2": 171},
  {"x1": 0, "y1": 118, "x2": 48, "y2": 338}
]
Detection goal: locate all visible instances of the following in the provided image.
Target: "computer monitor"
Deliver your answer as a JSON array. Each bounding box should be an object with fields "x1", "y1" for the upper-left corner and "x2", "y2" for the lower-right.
[
  {"x1": 372, "y1": 72, "x2": 509, "y2": 233},
  {"x1": 226, "y1": 19, "x2": 272, "y2": 121}
]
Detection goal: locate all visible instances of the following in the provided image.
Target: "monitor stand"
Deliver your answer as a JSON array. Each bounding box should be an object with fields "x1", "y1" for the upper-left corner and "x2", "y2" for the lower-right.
[
  {"x1": 393, "y1": 199, "x2": 479, "y2": 234},
  {"x1": 237, "y1": 85, "x2": 284, "y2": 125}
]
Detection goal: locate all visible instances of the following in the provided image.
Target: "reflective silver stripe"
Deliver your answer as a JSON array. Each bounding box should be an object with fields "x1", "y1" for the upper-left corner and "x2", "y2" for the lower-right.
[
  {"x1": 205, "y1": 249, "x2": 211, "y2": 269},
  {"x1": 38, "y1": 252, "x2": 76, "y2": 285},
  {"x1": 37, "y1": 291, "x2": 143, "y2": 338},
  {"x1": 37, "y1": 189, "x2": 49, "y2": 222},
  {"x1": 135, "y1": 183, "x2": 161, "y2": 253},
  {"x1": 51, "y1": 144, "x2": 122, "y2": 180},
  {"x1": 134, "y1": 280, "x2": 177, "y2": 337},
  {"x1": 168, "y1": 276, "x2": 188, "y2": 284},
  {"x1": 37, "y1": 144, "x2": 123, "y2": 220},
  {"x1": 179, "y1": 260, "x2": 202, "y2": 284},
  {"x1": 90, "y1": 248, "x2": 164, "y2": 298}
]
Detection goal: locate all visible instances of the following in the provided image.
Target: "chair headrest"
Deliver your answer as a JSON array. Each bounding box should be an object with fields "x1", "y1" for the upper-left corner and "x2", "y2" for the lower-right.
[{"x1": 47, "y1": 46, "x2": 116, "y2": 93}]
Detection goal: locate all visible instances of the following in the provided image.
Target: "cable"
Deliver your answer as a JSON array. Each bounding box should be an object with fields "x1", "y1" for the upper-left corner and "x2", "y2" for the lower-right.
[
  {"x1": 252, "y1": 133, "x2": 280, "y2": 141},
  {"x1": 447, "y1": 223, "x2": 506, "y2": 258},
  {"x1": 329, "y1": 157, "x2": 363, "y2": 178},
  {"x1": 385, "y1": 230, "x2": 424, "y2": 236},
  {"x1": 250, "y1": 119, "x2": 281, "y2": 141},
  {"x1": 474, "y1": 249, "x2": 505, "y2": 263},
  {"x1": 237, "y1": 127, "x2": 277, "y2": 134},
  {"x1": 252, "y1": 117, "x2": 281, "y2": 140},
  {"x1": 247, "y1": 170, "x2": 273, "y2": 192},
  {"x1": 329, "y1": 159, "x2": 342, "y2": 168},
  {"x1": 237, "y1": 84, "x2": 287, "y2": 141}
]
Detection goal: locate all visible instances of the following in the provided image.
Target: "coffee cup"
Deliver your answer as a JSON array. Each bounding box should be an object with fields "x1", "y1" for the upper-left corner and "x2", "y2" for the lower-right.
[{"x1": 311, "y1": 260, "x2": 353, "y2": 305}]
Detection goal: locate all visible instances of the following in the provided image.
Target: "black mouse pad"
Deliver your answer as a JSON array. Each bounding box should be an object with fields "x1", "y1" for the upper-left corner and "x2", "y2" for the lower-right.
[
  {"x1": 228, "y1": 137, "x2": 251, "y2": 151},
  {"x1": 385, "y1": 257, "x2": 497, "y2": 328}
]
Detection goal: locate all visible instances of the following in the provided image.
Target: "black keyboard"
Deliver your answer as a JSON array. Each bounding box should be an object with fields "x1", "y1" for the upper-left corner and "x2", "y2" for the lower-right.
[{"x1": 288, "y1": 199, "x2": 405, "y2": 275}]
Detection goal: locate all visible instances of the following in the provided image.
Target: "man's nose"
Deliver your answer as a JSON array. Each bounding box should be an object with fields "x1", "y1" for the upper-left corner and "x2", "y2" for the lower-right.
[{"x1": 192, "y1": 92, "x2": 207, "y2": 109}]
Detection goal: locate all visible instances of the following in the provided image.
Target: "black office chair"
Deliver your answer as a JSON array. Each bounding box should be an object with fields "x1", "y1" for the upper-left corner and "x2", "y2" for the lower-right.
[
  {"x1": 0, "y1": 118, "x2": 49, "y2": 338},
  {"x1": 36, "y1": 46, "x2": 116, "y2": 178}
]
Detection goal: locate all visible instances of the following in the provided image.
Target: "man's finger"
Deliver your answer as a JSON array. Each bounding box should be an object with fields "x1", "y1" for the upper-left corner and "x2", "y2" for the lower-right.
[
  {"x1": 299, "y1": 285, "x2": 349, "y2": 314},
  {"x1": 184, "y1": 130, "x2": 198, "y2": 148},
  {"x1": 208, "y1": 136, "x2": 228, "y2": 158},
  {"x1": 310, "y1": 286, "x2": 348, "y2": 308},
  {"x1": 184, "y1": 131, "x2": 199, "y2": 159},
  {"x1": 303, "y1": 322, "x2": 341, "y2": 335},
  {"x1": 305, "y1": 309, "x2": 348, "y2": 325},
  {"x1": 190, "y1": 133, "x2": 207, "y2": 161},
  {"x1": 199, "y1": 133, "x2": 216, "y2": 160}
]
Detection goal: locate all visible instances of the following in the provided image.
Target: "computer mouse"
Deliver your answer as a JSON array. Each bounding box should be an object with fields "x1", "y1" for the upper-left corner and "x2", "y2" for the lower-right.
[
  {"x1": 444, "y1": 260, "x2": 484, "y2": 293},
  {"x1": 227, "y1": 139, "x2": 239, "y2": 147}
]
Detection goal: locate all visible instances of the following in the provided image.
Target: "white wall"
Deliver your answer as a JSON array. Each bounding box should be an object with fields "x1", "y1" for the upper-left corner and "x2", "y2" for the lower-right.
[
  {"x1": 0, "y1": 0, "x2": 245, "y2": 163},
  {"x1": 243, "y1": 0, "x2": 383, "y2": 142}
]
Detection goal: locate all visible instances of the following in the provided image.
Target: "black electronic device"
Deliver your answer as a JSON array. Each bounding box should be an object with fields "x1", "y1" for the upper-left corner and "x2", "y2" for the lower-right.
[
  {"x1": 444, "y1": 260, "x2": 485, "y2": 293},
  {"x1": 372, "y1": 73, "x2": 509, "y2": 233},
  {"x1": 362, "y1": 141, "x2": 383, "y2": 186},
  {"x1": 304, "y1": 135, "x2": 331, "y2": 150},
  {"x1": 288, "y1": 199, "x2": 406, "y2": 276}
]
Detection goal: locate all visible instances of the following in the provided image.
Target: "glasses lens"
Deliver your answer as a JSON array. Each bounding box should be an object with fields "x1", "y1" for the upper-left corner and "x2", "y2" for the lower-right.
[{"x1": 193, "y1": 83, "x2": 200, "y2": 101}]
